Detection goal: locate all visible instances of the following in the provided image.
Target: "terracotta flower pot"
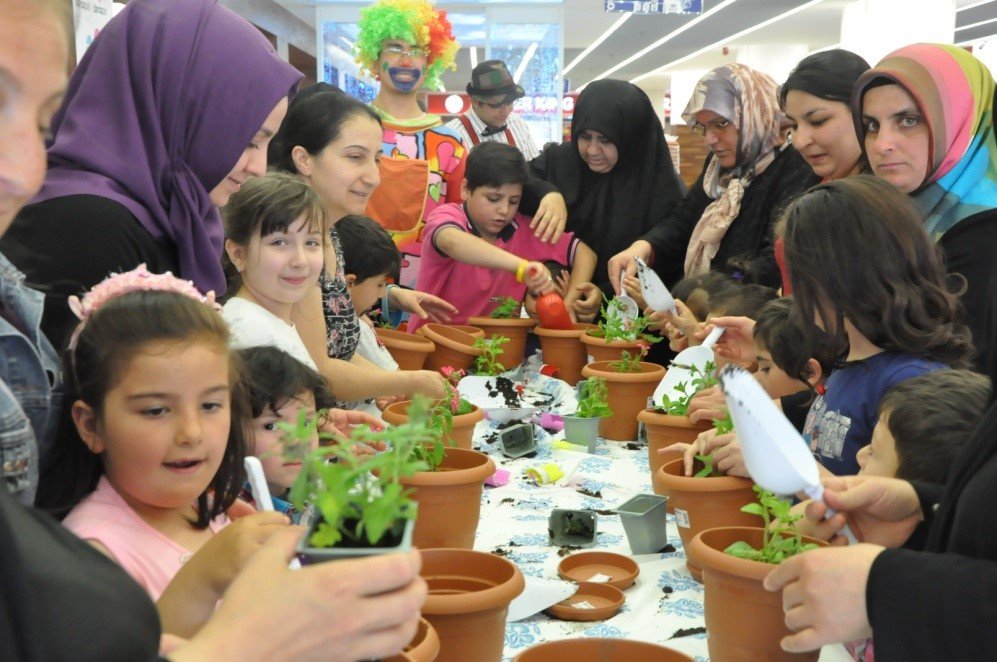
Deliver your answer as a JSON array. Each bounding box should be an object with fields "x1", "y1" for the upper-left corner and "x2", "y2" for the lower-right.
[
  {"x1": 382, "y1": 400, "x2": 485, "y2": 450},
  {"x1": 581, "y1": 361, "x2": 666, "y2": 441},
  {"x1": 417, "y1": 325, "x2": 484, "y2": 340},
  {"x1": 421, "y1": 548, "x2": 526, "y2": 662},
  {"x1": 421, "y1": 324, "x2": 482, "y2": 373},
  {"x1": 467, "y1": 316, "x2": 537, "y2": 370},
  {"x1": 580, "y1": 332, "x2": 646, "y2": 363},
  {"x1": 534, "y1": 323, "x2": 597, "y2": 385},
  {"x1": 382, "y1": 618, "x2": 441, "y2": 662},
  {"x1": 401, "y1": 448, "x2": 496, "y2": 549},
  {"x1": 515, "y1": 638, "x2": 694, "y2": 661},
  {"x1": 655, "y1": 458, "x2": 758, "y2": 580},
  {"x1": 637, "y1": 409, "x2": 713, "y2": 500},
  {"x1": 687, "y1": 527, "x2": 826, "y2": 662},
  {"x1": 376, "y1": 327, "x2": 436, "y2": 370}
]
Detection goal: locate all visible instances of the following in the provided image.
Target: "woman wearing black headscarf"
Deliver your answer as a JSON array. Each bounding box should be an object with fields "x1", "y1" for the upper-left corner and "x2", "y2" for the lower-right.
[{"x1": 527, "y1": 80, "x2": 686, "y2": 297}]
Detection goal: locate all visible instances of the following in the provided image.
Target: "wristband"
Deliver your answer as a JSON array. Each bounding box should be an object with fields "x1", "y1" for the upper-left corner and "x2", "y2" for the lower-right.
[{"x1": 515, "y1": 260, "x2": 528, "y2": 283}]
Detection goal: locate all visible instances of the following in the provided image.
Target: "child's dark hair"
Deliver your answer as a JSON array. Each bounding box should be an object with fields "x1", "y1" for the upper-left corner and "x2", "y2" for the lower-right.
[
  {"x1": 464, "y1": 142, "x2": 530, "y2": 191},
  {"x1": 779, "y1": 49, "x2": 871, "y2": 108},
  {"x1": 707, "y1": 283, "x2": 777, "y2": 318},
  {"x1": 335, "y1": 215, "x2": 401, "y2": 283},
  {"x1": 879, "y1": 369, "x2": 991, "y2": 483},
  {"x1": 37, "y1": 292, "x2": 248, "y2": 524},
  {"x1": 239, "y1": 347, "x2": 335, "y2": 452},
  {"x1": 671, "y1": 271, "x2": 735, "y2": 321},
  {"x1": 783, "y1": 176, "x2": 974, "y2": 368},
  {"x1": 754, "y1": 297, "x2": 837, "y2": 399},
  {"x1": 222, "y1": 172, "x2": 327, "y2": 293},
  {"x1": 268, "y1": 85, "x2": 382, "y2": 174}
]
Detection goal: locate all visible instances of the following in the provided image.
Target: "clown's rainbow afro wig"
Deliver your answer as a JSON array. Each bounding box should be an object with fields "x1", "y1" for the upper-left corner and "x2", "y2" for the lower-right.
[{"x1": 356, "y1": 0, "x2": 459, "y2": 90}]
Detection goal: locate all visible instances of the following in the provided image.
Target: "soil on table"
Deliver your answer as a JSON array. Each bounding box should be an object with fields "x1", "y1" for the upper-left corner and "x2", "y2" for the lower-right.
[{"x1": 486, "y1": 376, "x2": 557, "y2": 410}]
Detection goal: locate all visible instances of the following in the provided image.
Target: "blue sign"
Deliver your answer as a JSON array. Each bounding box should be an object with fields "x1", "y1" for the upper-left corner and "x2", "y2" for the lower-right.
[{"x1": 603, "y1": 0, "x2": 701, "y2": 14}]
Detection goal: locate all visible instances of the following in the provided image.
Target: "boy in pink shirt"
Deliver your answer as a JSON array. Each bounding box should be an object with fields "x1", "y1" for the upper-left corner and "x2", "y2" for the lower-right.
[{"x1": 410, "y1": 142, "x2": 597, "y2": 332}]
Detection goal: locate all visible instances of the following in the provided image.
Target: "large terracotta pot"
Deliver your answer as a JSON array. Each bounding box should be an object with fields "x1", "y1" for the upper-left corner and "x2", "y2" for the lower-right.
[
  {"x1": 382, "y1": 618, "x2": 441, "y2": 662},
  {"x1": 467, "y1": 316, "x2": 537, "y2": 370},
  {"x1": 515, "y1": 638, "x2": 694, "y2": 661},
  {"x1": 421, "y1": 548, "x2": 525, "y2": 662},
  {"x1": 417, "y1": 325, "x2": 484, "y2": 339},
  {"x1": 534, "y1": 323, "x2": 597, "y2": 385},
  {"x1": 637, "y1": 409, "x2": 713, "y2": 498},
  {"x1": 687, "y1": 527, "x2": 826, "y2": 662},
  {"x1": 421, "y1": 324, "x2": 482, "y2": 373},
  {"x1": 382, "y1": 400, "x2": 485, "y2": 450},
  {"x1": 656, "y1": 458, "x2": 758, "y2": 580},
  {"x1": 580, "y1": 332, "x2": 646, "y2": 363},
  {"x1": 581, "y1": 361, "x2": 666, "y2": 441},
  {"x1": 401, "y1": 448, "x2": 495, "y2": 549},
  {"x1": 376, "y1": 327, "x2": 436, "y2": 370}
]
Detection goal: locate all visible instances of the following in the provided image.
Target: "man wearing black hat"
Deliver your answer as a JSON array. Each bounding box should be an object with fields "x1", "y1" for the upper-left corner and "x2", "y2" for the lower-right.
[{"x1": 445, "y1": 60, "x2": 540, "y2": 160}]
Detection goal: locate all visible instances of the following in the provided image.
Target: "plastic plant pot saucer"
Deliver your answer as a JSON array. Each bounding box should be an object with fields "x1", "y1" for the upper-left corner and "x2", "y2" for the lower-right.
[
  {"x1": 545, "y1": 581, "x2": 625, "y2": 622},
  {"x1": 557, "y1": 551, "x2": 639, "y2": 590}
]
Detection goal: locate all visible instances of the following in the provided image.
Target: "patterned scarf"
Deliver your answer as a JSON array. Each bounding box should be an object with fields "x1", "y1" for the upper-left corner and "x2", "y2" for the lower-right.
[
  {"x1": 853, "y1": 43, "x2": 997, "y2": 238},
  {"x1": 681, "y1": 64, "x2": 786, "y2": 276}
]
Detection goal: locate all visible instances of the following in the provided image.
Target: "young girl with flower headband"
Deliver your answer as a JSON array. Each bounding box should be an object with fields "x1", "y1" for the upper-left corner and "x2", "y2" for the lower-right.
[{"x1": 37, "y1": 266, "x2": 289, "y2": 610}]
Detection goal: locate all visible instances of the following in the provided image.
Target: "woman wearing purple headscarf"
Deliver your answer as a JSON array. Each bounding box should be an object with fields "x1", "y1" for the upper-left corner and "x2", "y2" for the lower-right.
[{"x1": 0, "y1": 0, "x2": 302, "y2": 351}]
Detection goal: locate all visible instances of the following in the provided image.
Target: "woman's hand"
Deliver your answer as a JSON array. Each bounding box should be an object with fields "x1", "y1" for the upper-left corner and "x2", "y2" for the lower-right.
[
  {"x1": 606, "y1": 240, "x2": 653, "y2": 294},
  {"x1": 564, "y1": 282, "x2": 602, "y2": 323},
  {"x1": 530, "y1": 192, "x2": 568, "y2": 243},
  {"x1": 801, "y1": 475, "x2": 923, "y2": 547},
  {"x1": 699, "y1": 316, "x2": 757, "y2": 364},
  {"x1": 388, "y1": 288, "x2": 458, "y2": 324},
  {"x1": 764, "y1": 543, "x2": 883, "y2": 653}
]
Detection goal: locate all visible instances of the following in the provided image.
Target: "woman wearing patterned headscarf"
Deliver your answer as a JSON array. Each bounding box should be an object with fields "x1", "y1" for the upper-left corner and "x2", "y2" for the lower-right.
[
  {"x1": 0, "y1": 0, "x2": 302, "y2": 350},
  {"x1": 609, "y1": 64, "x2": 818, "y2": 290},
  {"x1": 854, "y1": 43, "x2": 997, "y2": 370}
]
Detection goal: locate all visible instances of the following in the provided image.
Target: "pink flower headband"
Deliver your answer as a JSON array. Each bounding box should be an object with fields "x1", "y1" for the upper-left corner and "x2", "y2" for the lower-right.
[{"x1": 67, "y1": 264, "x2": 221, "y2": 350}]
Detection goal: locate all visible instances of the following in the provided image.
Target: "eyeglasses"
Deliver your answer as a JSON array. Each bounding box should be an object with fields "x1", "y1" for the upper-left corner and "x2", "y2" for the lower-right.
[
  {"x1": 478, "y1": 100, "x2": 514, "y2": 110},
  {"x1": 381, "y1": 44, "x2": 428, "y2": 59},
  {"x1": 691, "y1": 118, "x2": 732, "y2": 137}
]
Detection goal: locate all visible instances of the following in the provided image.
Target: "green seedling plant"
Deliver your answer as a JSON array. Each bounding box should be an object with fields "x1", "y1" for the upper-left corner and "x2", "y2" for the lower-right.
[
  {"x1": 575, "y1": 376, "x2": 613, "y2": 419},
  {"x1": 610, "y1": 346, "x2": 649, "y2": 373},
  {"x1": 693, "y1": 412, "x2": 734, "y2": 478},
  {"x1": 724, "y1": 485, "x2": 819, "y2": 564},
  {"x1": 590, "y1": 297, "x2": 661, "y2": 344},
  {"x1": 473, "y1": 335, "x2": 509, "y2": 376},
  {"x1": 656, "y1": 361, "x2": 719, "y2": 416},
  {"x1": 287, "y1": 396, "x2": 436, "y2": 549},
  {"x1": 490, "y1": 296, "x2": 521, "y2": 319}
]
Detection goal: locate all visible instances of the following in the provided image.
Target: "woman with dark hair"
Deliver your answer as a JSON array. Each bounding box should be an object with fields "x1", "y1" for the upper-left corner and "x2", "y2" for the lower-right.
[
  {"x1": 0, "y1": 0, "x2": 302, "y2": 352},
  {"x1": 608, "y1": 64, "x2": 819, "y2": 291},
  {"x1": 852, "y1": 43, "x2": 997, "y2": 371},
  {"x1": 529, "y1": 79, "x2": 686, "y2": 299}
]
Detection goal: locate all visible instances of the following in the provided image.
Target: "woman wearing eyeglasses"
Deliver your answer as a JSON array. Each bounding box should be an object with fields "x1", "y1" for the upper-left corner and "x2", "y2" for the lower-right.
[{"x1": 608, "y1": 64, "x2": 818, "y2": 291}]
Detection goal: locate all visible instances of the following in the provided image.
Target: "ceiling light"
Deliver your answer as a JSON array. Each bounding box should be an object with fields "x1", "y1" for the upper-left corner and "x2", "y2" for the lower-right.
[
  {"x1": 956, "y1": 0, "x2": 996, "y2": 12},
  {"x1": 562, "y1": 14, "x2": 631, "y2": 75},
  {"x1": 956, "y1": 16, "x2": 997, "y2": 31},
  {"x1": 470, "y1": 46, "x2": 478, "y2": 69}
]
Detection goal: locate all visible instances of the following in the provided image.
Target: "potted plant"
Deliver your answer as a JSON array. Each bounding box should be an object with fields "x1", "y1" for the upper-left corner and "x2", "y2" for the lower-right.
[
  {"x1": 615, "y1": 493, "x2": 670, "y2": 555},
  {"x1": 421, "y1": 323, "x2": 483, "y2": 373},
  {"x1": 288, "y1": 404, "x2": 435, "y2": 563},
  {"x1": 581, "y1": 347, "x2": 666, "y2": 442},
  {"x1": 687, "y1": 487, "x2": 826, "y2": 661},
  {"x1": 468, "y1": 296, "x2": 536, "y2": 370},
  {"x1": 375, "y1": 326, "x2": 436, "y2": 370},
  {"x1": 473, "y1": 335, "x2": 509, "y2": 376},
  {"x1": 534, "y1": 322, "x2": 598, "y2": 385},
  {"x1": 548, "y1": 508, "x2": 598, "y2": 547},
  {"x1": 580, "y1": 299, "x2": 660, "y2": 363},
  {"x1": 382, "y1": 367, "x2": 484, "y2": 450},
  {"x1": 562, "y1": 376, "x2": 612, "y2": 453},
  {"x1": 420, "y1": 548, "x2": 525, "y2": 662}
]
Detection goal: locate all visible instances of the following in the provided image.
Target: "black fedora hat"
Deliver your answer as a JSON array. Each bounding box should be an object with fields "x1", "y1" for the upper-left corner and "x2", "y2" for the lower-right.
[{"x1": 466, "y1": 60, "x2": 525, "y2": 103}]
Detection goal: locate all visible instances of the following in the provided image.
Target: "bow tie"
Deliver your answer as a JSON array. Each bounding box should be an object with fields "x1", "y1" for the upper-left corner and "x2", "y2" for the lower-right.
[{"x1": 481, "y1": 124, "x2": 507, "y2": 137}]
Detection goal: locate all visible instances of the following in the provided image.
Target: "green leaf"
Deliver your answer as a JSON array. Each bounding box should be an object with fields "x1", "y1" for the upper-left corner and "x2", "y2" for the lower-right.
[{"x1": 740, "y1": 502, "x2": 766, "y2": 517}]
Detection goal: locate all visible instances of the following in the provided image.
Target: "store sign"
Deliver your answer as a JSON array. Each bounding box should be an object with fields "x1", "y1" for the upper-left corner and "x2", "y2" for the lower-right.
[
  {"x1": 514, "y1": 96, "x2": 561, "y2": 115},
  {"x1": 603, "y1": 0, "x2": 702, "y2": 14},
  {"x1": 72, "y1": 0, "x2": 113, "y2": 63}
]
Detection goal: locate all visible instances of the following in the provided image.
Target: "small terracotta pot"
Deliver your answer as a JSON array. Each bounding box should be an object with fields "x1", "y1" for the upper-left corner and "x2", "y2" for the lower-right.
[
  {"x1": 467, "y1": 316, "x2": 537, "y2": 370},
  {"x1": 534, "y1": 323, "x2": 597, "y2": 385},
  {"x1": 580, "y1": 332, "x2": 646, "y2": 363},
  {"x1": 401, "y1": 448, "x2": 496, "y2": 549},
  {"x1": 376, "y1": 327, "x2": 436, "y2": 370},
  {"x1": 515, "y1": 638, "x2": 694, "y2": 661},
  {"x1": 382, "y1": 618, "x2": 440, "y2": 662},
  {"x1": 421, "y1": 324, "x2": 482, "y2": 373},
  {"x1": 382, "y1": 400, "x2": 485, "y2": 450},
  {"x1": 656, "y1": 458, "x2": 758, "y2": 580},
  {"x1": 421, "y1": 548, "x2": 526, "y2": 662},
  {"x1": 581, "y1": 361, "x2": 666, "y2": 441},
  {"x1": 637, "y1": 409, "x2": 713, "y2": 502},
  {"x1": 687, "y1": 527, "x2": 826, "y2": 661}
]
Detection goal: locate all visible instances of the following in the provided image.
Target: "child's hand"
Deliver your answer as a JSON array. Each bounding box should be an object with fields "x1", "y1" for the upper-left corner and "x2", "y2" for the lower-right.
[
  {"x1": 699, "y1": 316, "x2": 757, "y2": 363},
  {"x1": 553, "y1": 270, "x2": 571, "y2": 297},
  {"x1": 622, "y1": 275, "x2": 647, "y2": 309},
  {"x1": 376, "y1": 395, "x2": 403, "y2": 411},
  {"x1": 405, "y1": 370, "x2": 447, "y2": 399},
  {"x1": 523, "y1": 261, "x2": 554, "y2": 295},
  {"x1": 389, "y1": 288, "x2": 458, "y2": 323},
  {"x1": 201, "y1": 511, "x2": 291, "y2": 596},
  {"x1": 649, "y1": 299, "x2": 699, "y2": 350},
  {"x1": 319, "y1": 409, "x2": 385, "y2": 445},
  {"x1": 686, "y1": 385, "x2": 728, "y2": 424},
  {"x1": 565, "y1": 282, "x2": 601, "y2": 323}
]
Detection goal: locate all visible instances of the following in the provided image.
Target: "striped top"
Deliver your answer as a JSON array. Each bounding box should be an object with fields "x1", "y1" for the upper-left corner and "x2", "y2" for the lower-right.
[{"x1": 445, "y1": 109, "x2": 541, "y2": 161}]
